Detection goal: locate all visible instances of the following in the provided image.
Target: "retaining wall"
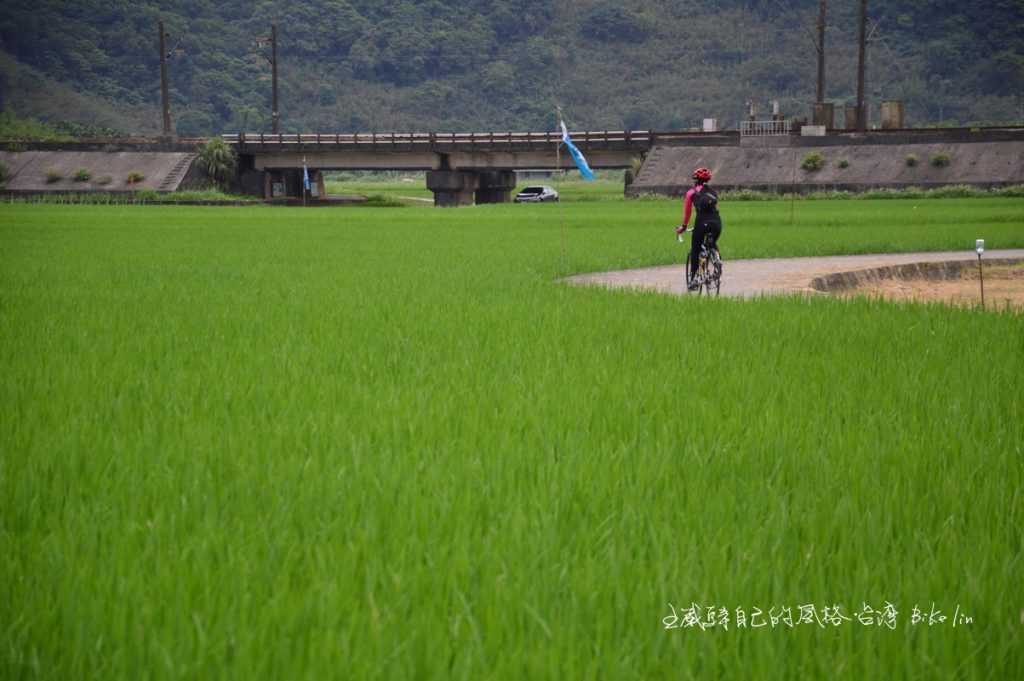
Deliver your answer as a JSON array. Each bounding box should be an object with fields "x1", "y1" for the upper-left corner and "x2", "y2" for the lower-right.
[
  {"x1": 0, "y1": 150, "x2": 199, "y2": 193},
  {"x1": 630, "y1": 134, "x2": 1024, "y2": 196}
]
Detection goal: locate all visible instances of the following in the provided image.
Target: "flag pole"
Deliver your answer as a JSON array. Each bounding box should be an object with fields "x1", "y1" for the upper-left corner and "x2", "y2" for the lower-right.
[{"x1": 555, "y1": 105, "x2": 567, "y2": 273}]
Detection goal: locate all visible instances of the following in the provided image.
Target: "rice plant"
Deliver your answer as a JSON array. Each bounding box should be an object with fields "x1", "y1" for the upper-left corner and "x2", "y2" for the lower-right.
[{"x1": 1, "y1": 198, "x2": 1022, "y2": 680}]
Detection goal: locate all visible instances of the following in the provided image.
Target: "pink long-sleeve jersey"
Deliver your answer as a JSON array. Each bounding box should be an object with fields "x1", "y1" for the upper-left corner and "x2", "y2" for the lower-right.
[{"x1": 681, "y1": 186, "x2": 703, "y2": 227}]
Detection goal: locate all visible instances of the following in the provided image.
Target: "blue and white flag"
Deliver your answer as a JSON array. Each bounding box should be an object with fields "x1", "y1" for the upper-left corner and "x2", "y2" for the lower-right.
[
  {"x1": 560, "y1": 121, "x2": 595, "y2": 181},
  {"x1": 303, "y1": 157, "x2": 311, "y2": 191}
]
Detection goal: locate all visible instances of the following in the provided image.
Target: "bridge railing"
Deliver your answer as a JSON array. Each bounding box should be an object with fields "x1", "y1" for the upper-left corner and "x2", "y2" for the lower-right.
[
  {"x1": 739, "y1": 120, "x2": 791, "y2": 137},
  {"x1": 222, "y1": 130, "x2": 655, "y2": 149}
]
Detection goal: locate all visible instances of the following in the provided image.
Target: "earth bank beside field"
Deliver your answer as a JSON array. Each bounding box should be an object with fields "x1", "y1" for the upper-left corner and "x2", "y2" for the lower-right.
[{"x1": 842, "y1": 262, "x2": 1024, "y2": 310}]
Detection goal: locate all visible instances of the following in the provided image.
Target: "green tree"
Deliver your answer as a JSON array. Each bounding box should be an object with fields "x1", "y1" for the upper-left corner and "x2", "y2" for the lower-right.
[
  {"x1": 198, "y1": 137, "x2": 238, "y2": 190},
  {"x1": 580, "y1": 3, "x2": 650, "y2": 42},
  {"x1": 0, "y1": 0, "x2": 1020, "y2": 133}
]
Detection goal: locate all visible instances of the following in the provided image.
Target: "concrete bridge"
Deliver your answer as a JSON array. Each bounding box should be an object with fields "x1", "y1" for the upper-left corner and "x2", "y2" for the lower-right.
[
  {"x1": 5, "y1": 126, "x2": 1018, "y2": 204},
  {"x1": 225, "y1": 130, "x2": 659, "y2": 206},
  {"x1": 225, "y1": 126, "x2": 1022, "y2": 205}
]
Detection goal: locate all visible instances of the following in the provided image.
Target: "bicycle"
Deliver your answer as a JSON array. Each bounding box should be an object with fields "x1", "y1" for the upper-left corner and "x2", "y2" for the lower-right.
[{"x1": 678, "y1": 229, "x2": 722, "y2": 296}]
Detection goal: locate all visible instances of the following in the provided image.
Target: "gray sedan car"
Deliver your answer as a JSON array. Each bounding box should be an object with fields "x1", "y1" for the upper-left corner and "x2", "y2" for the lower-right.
[{"x1": 514, "y1": 185, "x2": 559, "y2": 203}]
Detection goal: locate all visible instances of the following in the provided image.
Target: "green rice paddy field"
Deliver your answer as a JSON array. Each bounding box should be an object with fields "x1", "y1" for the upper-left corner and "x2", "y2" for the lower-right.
[{"x1": 2, "y1": 195, "x2": 1023, "y2": 680}]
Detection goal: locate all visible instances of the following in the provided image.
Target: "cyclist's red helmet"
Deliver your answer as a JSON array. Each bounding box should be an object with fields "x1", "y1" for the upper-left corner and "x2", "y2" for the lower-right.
[{"x1": 692, "y1": 167, "x2": 712, "y2": 183}]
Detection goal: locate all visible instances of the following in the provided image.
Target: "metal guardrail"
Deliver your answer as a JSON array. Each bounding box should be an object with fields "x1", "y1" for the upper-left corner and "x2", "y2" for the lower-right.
[
  {"x1": 740, "y1": 120, "x2": 791, "y2": 137},
  {"x1": 222, "y1": 130, "x2": 656, "y2": 150}
]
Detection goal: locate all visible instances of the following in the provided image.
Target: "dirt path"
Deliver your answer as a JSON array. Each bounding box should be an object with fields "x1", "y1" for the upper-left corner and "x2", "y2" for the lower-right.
[{"x1": 564, "y1": 249, "x2": 1024, "y2": 298}]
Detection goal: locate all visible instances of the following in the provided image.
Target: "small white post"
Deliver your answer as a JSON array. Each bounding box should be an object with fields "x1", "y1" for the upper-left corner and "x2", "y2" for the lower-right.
[{"x1": 975, "y1": 239, "x2": 985, "y2": 309}]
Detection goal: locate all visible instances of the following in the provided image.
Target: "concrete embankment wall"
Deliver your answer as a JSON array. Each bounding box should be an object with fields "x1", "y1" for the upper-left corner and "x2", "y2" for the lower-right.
[
  {"x1": 629, "y1": 133, "x2": 1024, "y2": 196},
  {"x1": 0, "y1": 150, "x2": 199, "y2": 193}
]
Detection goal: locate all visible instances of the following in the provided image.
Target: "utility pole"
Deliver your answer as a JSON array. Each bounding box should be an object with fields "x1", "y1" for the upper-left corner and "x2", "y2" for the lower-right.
[
  {"x1": 856, "y1": 0, "x2": 868, "y2": 131},
  {"x1": 255, "y1": 25, "x2": 280, "y2": 133},
  {"x1": 271, "y1": 24, "x2": 279, "y2": 134},
  {"x1": 816, "y1": 0, "x2": 826, "y2": 104},
  {"x1": 159, "y1": 19, "x2": 172, "y2": 137}
]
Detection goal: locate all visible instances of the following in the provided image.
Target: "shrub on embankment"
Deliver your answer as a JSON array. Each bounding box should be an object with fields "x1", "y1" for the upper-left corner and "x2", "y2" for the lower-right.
[{"x1": 801, "y1": 152, "x2": 826, "y2": 171}]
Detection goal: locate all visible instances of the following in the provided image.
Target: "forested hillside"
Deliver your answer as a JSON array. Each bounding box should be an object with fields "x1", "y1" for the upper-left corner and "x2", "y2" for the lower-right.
[{"x1": 1, "y1": 0, "x2": 1021, "y2": 135}]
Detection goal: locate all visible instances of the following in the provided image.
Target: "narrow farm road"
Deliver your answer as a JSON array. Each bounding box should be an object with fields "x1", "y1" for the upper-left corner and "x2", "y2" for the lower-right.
[{"x1": 564, "y1": 249, "x2": 1024, "y2": 298}]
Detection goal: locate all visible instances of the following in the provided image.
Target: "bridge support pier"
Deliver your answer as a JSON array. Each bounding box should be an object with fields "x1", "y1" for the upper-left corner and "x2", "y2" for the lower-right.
[
  {"x1": 475, "y1": 170, "x2": 517, "y2": 204},
  {"x1": 426, "y1": 169, "x2": 517, "y2": 207},
  {"x1": 426, "y1": 170, "x2": 479, "y2": 207}
]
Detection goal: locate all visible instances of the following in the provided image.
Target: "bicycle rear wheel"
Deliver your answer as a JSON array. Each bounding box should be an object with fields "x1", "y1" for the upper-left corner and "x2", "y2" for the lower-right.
[
  {"x1": 711, "y1": 252, "x2": 722, "y2": 296},
  {"x1": 716, "y1": 249, "x2": 724, "y2": 292}
]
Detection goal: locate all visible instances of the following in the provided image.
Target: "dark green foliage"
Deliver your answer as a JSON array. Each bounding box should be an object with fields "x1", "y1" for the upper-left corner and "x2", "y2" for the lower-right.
[
  {"x1": 126, "y1": 171, "x2": 145, "y2": 185},
  {"x1": 0, "y1": 112, "x2": 122, "y2": 140},
  {"x1": 874, "y1": 0, "x2": 1024, "y2": 96},
  {"x1": 73, "y1": 168, "x2": 91, "y2": 182},
  {"x1": 0, "y1": 112, "x2": 70, "y2": 140},
  {"x1": 906, "y1": 154, "x2": 919, "y2": 167},
  {"x1": 930, "y1": 153, "x2": 951, "y2": 167},
  {"x1": 580, "y1": 3, "x2": 650, "y2": 42},
  {"x1": 837, "y1": 159, "x2": 850, "y2": 169},
  {"x1": 363, "y1": 193, "x2": 407, "y2": 207},
  {"x1": 176, "y1": 111, "x2": 215, "y2": 138},
  {"x1": 0, "y1": 1, "x2": 1019, "y2": 134},
  {"x1": 0, "y1": 160, "x2": 8, "y2": 184},
  {"x1": 44, "y1": 168, "x2": 62, "y2": 183},
  {"x1": 51, "y1": 121, "x2": 125, "y2": 138}
]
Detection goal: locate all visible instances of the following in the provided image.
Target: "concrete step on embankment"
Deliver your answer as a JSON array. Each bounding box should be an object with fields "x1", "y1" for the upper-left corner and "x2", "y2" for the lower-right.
[
  {"x1": 634, "y1": 147, "x2": 664, "y2": 186},
  {"x1": 157, "y1": 153, "x2": 197, "y2": 192}
]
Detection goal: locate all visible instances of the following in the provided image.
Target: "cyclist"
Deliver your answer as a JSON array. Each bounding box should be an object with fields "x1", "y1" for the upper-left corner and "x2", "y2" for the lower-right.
[{"x1": 675, "y1": 167, "x2": 721, "y2": 290}]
